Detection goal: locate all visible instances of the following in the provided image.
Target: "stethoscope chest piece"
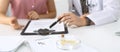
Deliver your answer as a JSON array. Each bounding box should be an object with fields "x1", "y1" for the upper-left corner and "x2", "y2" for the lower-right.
[{"x1": 34, "y1": 29, "x2": 55, "y2": 35}]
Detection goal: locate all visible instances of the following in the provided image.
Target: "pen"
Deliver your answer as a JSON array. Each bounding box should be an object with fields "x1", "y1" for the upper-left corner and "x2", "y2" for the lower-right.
[{"x1": 49, "y1": 17, "x2": 63, "y2": 28}]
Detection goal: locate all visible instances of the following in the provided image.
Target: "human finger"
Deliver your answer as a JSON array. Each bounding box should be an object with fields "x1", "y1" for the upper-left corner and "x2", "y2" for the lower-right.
[
  {"x1": 65, "y1": 17, "x2": 73, "y2": 24},
  {"x1": 61, "y1": 16, "x2": 72, "y2": 23},
  {"x1": 13, "y1": 24, "x2": 24, "y2": 30}
]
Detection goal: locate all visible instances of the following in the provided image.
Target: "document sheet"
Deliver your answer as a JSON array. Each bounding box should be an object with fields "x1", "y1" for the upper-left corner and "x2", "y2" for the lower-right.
[{"x1": 25, "y1": 19, "x2": 65, "y2": 33}]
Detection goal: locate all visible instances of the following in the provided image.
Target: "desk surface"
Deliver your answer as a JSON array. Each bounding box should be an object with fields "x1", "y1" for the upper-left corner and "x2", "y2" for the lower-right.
[
  {"x1": 0, "y1": 19, "x2": 120, "y2": 52},
  {"x1": 1, "y1": 0, "x2": 120, "y2": 52}
]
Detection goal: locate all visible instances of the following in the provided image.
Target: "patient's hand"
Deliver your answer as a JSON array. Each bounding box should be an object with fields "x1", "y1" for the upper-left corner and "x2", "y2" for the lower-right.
[
  {"x1": 9, "y1": 17, "x2": 23, "y2": 30},
  {"x1": 27, "y1": 11, "x2": 40, "y2": 20}
]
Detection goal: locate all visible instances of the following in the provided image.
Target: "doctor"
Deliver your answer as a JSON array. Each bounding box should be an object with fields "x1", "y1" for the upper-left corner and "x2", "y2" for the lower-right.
[{"x1": 58, "y1": 0, "x2": 120, "y2": 27}]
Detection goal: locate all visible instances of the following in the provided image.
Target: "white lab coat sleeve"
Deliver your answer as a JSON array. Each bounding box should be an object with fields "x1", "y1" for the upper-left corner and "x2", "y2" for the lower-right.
[{"x1": 87, "y1": 0, "x2": 120, "y2": 25}]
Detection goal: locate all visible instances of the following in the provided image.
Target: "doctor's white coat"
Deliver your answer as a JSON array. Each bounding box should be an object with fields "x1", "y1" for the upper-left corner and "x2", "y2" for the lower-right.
[{"x1": 69, "y1": 0, "x2": 120, "y2": 25}]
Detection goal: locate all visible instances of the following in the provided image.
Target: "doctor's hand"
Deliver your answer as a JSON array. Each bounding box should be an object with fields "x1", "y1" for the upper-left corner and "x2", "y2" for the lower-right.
[
  {"x1": 9, "y1": 17, "x2": 23, "y2": 30},
  {"x1": 27, "y1": 11, "x2": 40, "y2": 20},
  {"x1": 58, "y1": 12, "x2": 87, "y2": 27}
]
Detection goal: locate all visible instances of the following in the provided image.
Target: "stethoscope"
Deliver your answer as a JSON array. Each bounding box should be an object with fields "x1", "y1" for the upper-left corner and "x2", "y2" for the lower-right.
[{"x1": 86, "y1": 0, "x2": 97, "y2": 12}]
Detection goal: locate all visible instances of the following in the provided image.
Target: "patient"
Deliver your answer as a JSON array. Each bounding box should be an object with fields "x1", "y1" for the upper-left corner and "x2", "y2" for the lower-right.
[{"x1": 0, "y1": 0, "x2": 56, "y2": 30}]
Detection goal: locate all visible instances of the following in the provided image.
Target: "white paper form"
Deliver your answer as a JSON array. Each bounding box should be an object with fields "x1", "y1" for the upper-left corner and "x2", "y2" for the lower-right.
[
  {"x1": 28, "y1": 35, "x2": 99, "y2": 52},
  {"x1": 25, "y1": 19, "x2": 65, "y2": 33}
]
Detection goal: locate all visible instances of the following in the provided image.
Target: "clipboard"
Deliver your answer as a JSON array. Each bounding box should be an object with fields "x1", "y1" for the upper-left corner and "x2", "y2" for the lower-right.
[{"x1": 21, "y1": 19, "x2": 68, "y2": 35}]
